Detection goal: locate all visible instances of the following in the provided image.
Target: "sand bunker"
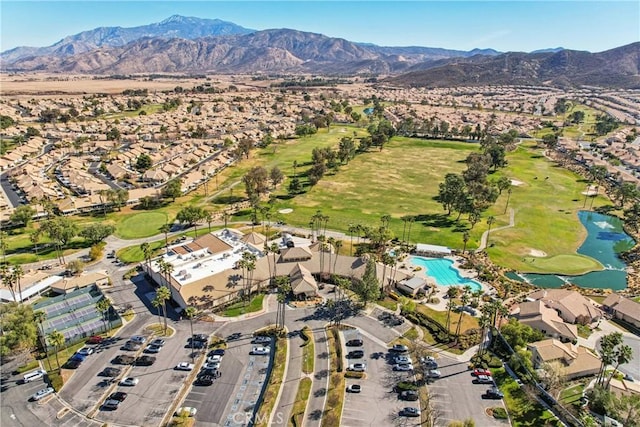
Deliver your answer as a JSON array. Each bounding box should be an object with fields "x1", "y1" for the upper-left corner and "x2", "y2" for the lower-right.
[
  {"x1": 529, "y1": 249, "x2": 547, "y2": 257},
  {"x1": 511, "y1": 179, "x2": 524, "y2": 186},
  {"x1": 581, "y1": 185, "x2": 599, "y2": 196},
  {"x1": 278, "y1": 208, "x2": 293, "y2": 214}
]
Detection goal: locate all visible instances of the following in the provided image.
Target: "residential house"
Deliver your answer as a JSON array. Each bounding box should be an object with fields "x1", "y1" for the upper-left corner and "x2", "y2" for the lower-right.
[
  {"x1": 527, "y1": 289, "x2": 602, "y2": 324},
  {"x1": 528, "y1": 339, "x2": 601, "y2": 380},
  {"x1": 602, "y1": 294, "x2": 640, "y2": 328},
  {"x1": 514, "y1": 300, "x2": 578, "y2": 342}
]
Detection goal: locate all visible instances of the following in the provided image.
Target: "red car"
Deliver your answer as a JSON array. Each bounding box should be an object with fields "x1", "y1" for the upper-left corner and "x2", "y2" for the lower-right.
[
  {"x1": 473, "y1": 368, "x2": 492, "y2": 377},
  {"x1": 87, "y1": 336, "x2": 104, "y2": 344}
]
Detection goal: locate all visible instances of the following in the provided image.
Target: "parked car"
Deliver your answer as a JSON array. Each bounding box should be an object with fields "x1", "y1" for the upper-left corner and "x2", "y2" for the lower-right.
[
  {"x1": 389, "y1": 344, "x2": 408, "y2": 353},
  {"x1": 135, "y1": 356, "x2": 156, "y2": 366},
  {"x1": 23, "y1": 369, "x2": 46, "y2": 383},
  {"x1": 426, "y1": 369, "x2": 442, "y2": 378},
  {"x1": 474, "y1": 375, "x2": 494, "y2": 384},
  {"x1": 123, "y1": 342, "x2": 141, "y2": 351},
  {"x1": 30, "y1": 387, "x2": 55, "y2": 401},
  {"x1": 108, "y1": 392, "x2": 128, "y2": 402},
  {"x1": 103, "y1": 399, "x2": 120, "y2": 410},
  {"x1": 113, "y1": 355, "x2": 135, "y2": 365},
  {"x1": 176, "y1": 407, "x2": 197, "y2": 417},
  {"x1": 130, "y1": 335, "x2": 146, "y2": 344},
  {"x1": 70, "y1": 353, "x2": 87, "y2": 362},
  {"x1": 347, "y1": 350, "x2": 364, "y2": 359},
  {"x1": 394, "y1": 355, "x2": 412, "y2": 364},
  {"x1": 348, "y1": 363, "x2": 367, "y2": 372},
  {"x1": 200, "y1": 368, "x2": 219, "y2": 377},
  {"x1": 473, "y1": 368, "x2": 492, "y2": 377},
  {"x1": 188, "y1": 340, "x2": 206, "y2": 349},
  {"x1": 400, "y1": 390, "x2": 419, "y2": 401},
  {"x1": 87, "y1": 336, "x2": 104, "y2": 344},
  {"x1": 250, "y1": 347, "x2": 270, "y2": 355},
  {"x1": 227, "y1": 332, "x2": 242, "y2": 341},
  {"x1": 64, "y1": 359, "x2": 82, "y2": 369},
  {"x1": 145, "y1": 344, "x2": 162, "y2": 353},
  {"x1": 252, "y1": 335, "x2": 272, "y2": 344},
  {"x1": 485, "y1": 386, "x2": 504, "y2": 399},
  {"x1": 400, "y1": 407, "x2": 421, "y2": 417},
  {"x1": 202, "y1": 362, "x2": 220, "y2": 371},
  {"x1": 76, "y1": 347, "x2": 94, "y2": 356},
  {"x1": 209, "y1": 348, "x2": 226, "y2": 356},
  {"x1": 192, "y1": 334, "x2": 208, "y2": 342},
  {"x1": 119, "y1": 377, "x2": 139, "y2": 386},
  {"x1": 206, "y1": 354, "x2": 223, "y2": 363},
  {"x1": 100, "y1": 367, "x2": 122, "y2": 377},
  {"x1": 150, "y1": 338, "x2": 165, "y2": 347},
  {"x1": 393, "y1": 363, "x2": 414, "y2": 372},
  {"x1": 346, "y1": 339, "x2": 363, "y2": 347},
  {"x1": 346, "y1": 384, "x2": 362, "y2": 393},
  {"x1": 175, "y1": 362, "x2": 195, "y2": 371},
  {"x1": 195, "y1": 375, "x2": 215, "y2": 386}
]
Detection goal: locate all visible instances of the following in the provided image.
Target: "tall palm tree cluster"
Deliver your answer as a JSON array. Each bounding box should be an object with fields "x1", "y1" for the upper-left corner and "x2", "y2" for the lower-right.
[{"x1": 0, "y1": 264, "x2": 24, "y2": 302}]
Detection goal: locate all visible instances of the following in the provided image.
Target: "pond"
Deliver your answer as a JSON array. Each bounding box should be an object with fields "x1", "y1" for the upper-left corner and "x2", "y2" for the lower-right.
[{"x1": 509, "y1": 211, "x2": 634, "y2": 290}]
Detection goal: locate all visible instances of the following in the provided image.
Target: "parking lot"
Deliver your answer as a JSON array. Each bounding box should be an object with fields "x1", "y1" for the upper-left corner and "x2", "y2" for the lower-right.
[
  {"x1": 180, "y1": 331, "x2": 274, "y2": 426},
  {"x1": 59, "y1": 326, "x2": 199, "y2": 426},
  {"x1": 340, "y1": 329, "x2": 419, "y2": 427}
]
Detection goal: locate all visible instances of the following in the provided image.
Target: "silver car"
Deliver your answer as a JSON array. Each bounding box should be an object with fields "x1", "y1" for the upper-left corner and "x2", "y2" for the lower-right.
[{"x1": 30, "y1": 387, "x2": 54, "y2": 401}]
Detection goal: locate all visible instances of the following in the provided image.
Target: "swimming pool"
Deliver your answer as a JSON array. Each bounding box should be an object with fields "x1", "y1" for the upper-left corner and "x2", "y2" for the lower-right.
[{"x1": 410, "y1": 257, "x2": 482, "y2": 291}]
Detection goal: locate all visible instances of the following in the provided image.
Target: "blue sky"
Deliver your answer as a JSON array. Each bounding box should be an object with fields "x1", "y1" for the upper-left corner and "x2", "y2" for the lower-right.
[{"x1": 1, "y1": 1, "x2": 638, "y2": 53}]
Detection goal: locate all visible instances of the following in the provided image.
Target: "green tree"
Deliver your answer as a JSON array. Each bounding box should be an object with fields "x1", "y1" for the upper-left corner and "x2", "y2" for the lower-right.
[
  {"x1": 96, "y1": 298, "x2": 112, "y2": 332},
  {"x1": 438, "y1": 173, "x2": 467, "y2": 215},
  {"x1": 500, "y1": 317, "x2": 544, "y2": 349},
  {"x1": 106, "y1": 127, "x2": 121, "y2": 141},
  {"x1": 176, "y1": 206, "x2": 206, "y2": 237},
  {"x1": 161, "y1": 178, "x2": 182, "y2": 201},
  {"x1": 352, "y1": 258, "x2": 380, "y2": 304},
  {"x1": 597, "y1": 332, "x2": 623, "y2": 386},
  {"x1": 135, "y1": 154, "x2": 153, "y2": 171},
  {"x1": 9, "y1": 205, "x2": 35, "y2": 228},
  {"x1": 79, "y1": 223, "x2": 115, "y2": 245},
  {"x1": 156, "y1": 285, "x2": 172, "y2": 334},
  {"x1": 47, "y1": 330, "x2": 65, "y2": 370},
  {"x1": 0, "y1": 303, "x2": 37, "y2": 357},
  {"x1": 184, "y1": 307, "x2": 198, "y2": 361},
  {"x1": 160, "y1": 223, "x2": 171, "y2": 254},
  {"x1": 269, "y1": 166, "x2": 284, "y2": 188}
]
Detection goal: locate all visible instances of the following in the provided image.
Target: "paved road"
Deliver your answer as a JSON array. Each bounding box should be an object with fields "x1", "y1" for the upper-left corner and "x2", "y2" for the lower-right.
[
  {"x1": 272, "y1": 325, "x2": 305, "y2": 427},
  {"x1": 305, "y1": 326, "x2": 329, "y2": 427},
  {"x1": 0, "y1": 172, "x2": 23, "y2": 207}
]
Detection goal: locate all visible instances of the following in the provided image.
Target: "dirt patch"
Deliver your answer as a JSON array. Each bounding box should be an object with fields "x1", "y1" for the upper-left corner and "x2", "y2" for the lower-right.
[
  {"x1": 278, "y1": 208, "x2": 293, "y2": 214},
  {"x1": 511, "y1": 179, "x2": 525, "y2": 186}
]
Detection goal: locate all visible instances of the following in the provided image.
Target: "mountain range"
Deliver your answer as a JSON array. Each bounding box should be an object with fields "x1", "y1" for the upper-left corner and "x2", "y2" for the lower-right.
[{"x1": 2, "y1": 15, "x2": 638, "y2": 88}]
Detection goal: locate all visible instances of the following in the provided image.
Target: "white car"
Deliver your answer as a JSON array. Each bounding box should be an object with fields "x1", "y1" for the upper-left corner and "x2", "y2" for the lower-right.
[
  {"x1": 394, "y1": 355, "x2": 412, "y2": 364},
  {"x1": 348, "y1": 363, "x2": 367, "y2": 372},
  {"x1": 206, "y1": 354, "x2": 223, "y2": 363},
  {"x1": 175, "y1": 362, "x2": 195, "y2": 371},
  {"x1": 130, "y1": 335, "x2": 146, "y2": 344},
  {"x1": 119, "y1": 377, "x2": 139, "y2": 386},
  {"x1": 76, "y1": 347, "x2": 94, "y2": 356},
  {"x1": 202, "y1": 362, "x2": 220, "y2": 371},
  {"x1": 30, "y1": 387, "x2": 55, "y2": 401},
  {"x1": 250, "y1": 346, "x2": 270, "y2": 355},
  {"x1": 176, "y1": 407, "x2": 197, "y2": 417},
  {"x1": 427, "y1": 369, "x2": 442, "y2": 378},
  {"x1": 393, "y1": 363, "x2": 414, "y2": 371}
]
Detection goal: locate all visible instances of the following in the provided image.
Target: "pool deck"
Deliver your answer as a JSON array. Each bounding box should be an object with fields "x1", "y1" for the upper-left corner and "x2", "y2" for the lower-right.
[{"x1": 402, "y1": 255, "x2": 498, "y2": 315}]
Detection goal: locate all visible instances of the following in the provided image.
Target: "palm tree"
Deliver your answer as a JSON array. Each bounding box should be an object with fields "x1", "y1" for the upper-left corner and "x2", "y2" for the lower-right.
[
  {"x1": 503, "y1": 188, "x2": 512, "y2": 214},
  {"x1": 406, "y1": 216, "x2": 415, "y2": 244},
  {"x1": 275, "y1": 275, "x2": 291, "y2": 330},
  {"x1": 151, "y1": 297, "x2": 164, "y2": 328},
  {"x1": 0, "y1": 264, "x2": 16, "y2": 302},
  {"x1": 156, "y1": 286, "x2": 172, "y2": 334},
  {"x1": 12, "y1": 265, "x2": 24, "y2": 303},
  {"x1": 184, "y1": 307, "x2": 198, "y2": 361},
  {"x1": 96, "y1": 298, "x2": 112, "y2": 332},
  {"x1": 34, "y1": 310, "x2": 51, "y2": 370},
  {"x1": 47, "y1": 330, "x2": 65, "y2": 370},
  {"x1": 30, "y1": 230, "x2": 41, "y2": 255},
  {"x1": 348, "y1": 224, "x2": 358, "y2": 256},
  {"x1": 205, "y1": 211, "x2": 213, "y2": 232},
  {"x1": 486, "y1": 216, "x2": 495, "y2": 247},
  {"x1": 478, "y1": 313, "x2": 492, "y2": 355},
  {"x1": 327, "y1": 237, "x2": 335, "y2": 278},
  {"x1": 462, "y1": 231, "x2": 470, "y2": 254},
  {"x1": 269, "y1": 242, "x2": 279, "y2": 279},
  {"x1": 140, "y1": 242, "x2": 152, "y2": 272},
  {"x1": 455, "y1": 289, "x2": 471, "y2": 340},
  {"x1": 201, "y1": 169, "x2": 208, "y2": 197},
  {"x1": 333, "y1": 240, "x2": 343, "y2": 275},
  {"x1": 0, "y1": 231, "x2": 8, "y2": 263},
  {"x1": 445, "y1": 300, "x2": 456, "y2": 334},
  {"x1": 160, "y1": 223, "x2": 171, "y2": 254},
  {"x1": 605, "y1": 344, "x2": 633, "y2": 389}
]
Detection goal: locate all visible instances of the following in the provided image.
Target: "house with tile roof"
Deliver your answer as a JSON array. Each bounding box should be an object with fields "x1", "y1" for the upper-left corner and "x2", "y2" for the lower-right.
[
  {"x1": 514, "y1": 300, "x2": 579, "y2": 342},
  {"x1": 528, "y1": 338, "x2": 601, "y2": 380},
  {"x1": 527, "y1": 289, "x2": 602, "y2": 324},
  {"x1": 602, "y1": 294, "x2": 640, "y2": 328}
]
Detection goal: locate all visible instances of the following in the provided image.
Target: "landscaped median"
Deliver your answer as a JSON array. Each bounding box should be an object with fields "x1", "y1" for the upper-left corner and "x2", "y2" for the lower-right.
[
  {"x1": 290, "y1": 377, "x2": 312, "y2": 427},
  {"x1": 254, "y1": 330, "x2": 288, "y2": 427},
  {"x1": 321, "y1": 326, "x2": 345, "y2": 427},
  {"x1": 300, "y1": 326, "x2": 314, "y2": 374}
]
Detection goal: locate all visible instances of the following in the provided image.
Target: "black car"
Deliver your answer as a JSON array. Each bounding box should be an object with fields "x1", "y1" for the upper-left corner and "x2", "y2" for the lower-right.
[
  {"x1": 64, "y1": 359, "x2": 82, "y2": 369},
  {"x1": 209, "y1": 348, "x2": 226, "y2": 356},
  {"x1": 485, "y1": 386, "x2": 504, "y2": 399},
  {"x1": 187, "y1": 340, "x2": 206, "y2": 349},
  {"x1": 227, "y1": 332, "x2": 242, "y2": 341},
  {"x1": 347, "y1": 350, "x2": 365, "y2": 359},
  {"x1": 195, "y1": 375, "x2": 215, "y2": 386},
  {"x1": 113, "y1": 355, "x2": 135, "y2": 365},
  {"x1": 192, "y1": 334, "x2": 208, "y2": 342},
  {"x1": 400, "y1": 390, "x2": 419, "y2": 401},
  {"x1": 100, "y1": 367, "x2": 121, "y2": 377},
  {"x1": 346, "y1": 339, "x2": 363, "y2": 347},
  {"x1": 135, "y1": 356, "x2": 156, "y2": 366},
  {"x1": 200, "y1": 368, "x2": 219, "y2": 377},
  {"x1": 109, "y1": 392, "x2": 128, "y2": 402},
  {"x1": 103, "y1": 399, "x2": 120, "y2": 410}
]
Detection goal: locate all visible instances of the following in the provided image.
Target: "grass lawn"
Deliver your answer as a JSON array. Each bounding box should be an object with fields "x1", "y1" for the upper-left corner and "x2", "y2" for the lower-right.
[
  {"x1": 116, "y1": 211, "x2": 169, "y2": 239},
  {"x1": 493, "y1": 367, "x2": 562, "y2": 427},
  {"x1": 377, "y1": 299, "x2": 398, "y2": 311},
  {"x1": 254, "y1": 335, "x2": 287, "y2": 427},
  {"x1": 221, "y1": 294, "x2": 265, "y2": 317},
  {"x1": 415, "y1": 304, "x2": 479, "y2": 335},
  {"x1": 117, "y1": 239, "x2": 166, "y2": 263},
  {"x1": 301, "y1": 326, "x2": 315, "y2": 374},
  {"x1": 290, "y1": 377, "x2": 312, "y2": 427},
  {"x1": 532, "y1": 104, "x2": 602, "y2": 141},
  {"x1": 577, "y1": 324, "x2": 592, "y2": 339},
  {"x1": 588, "y1": 295, "x2": 607, "y2": 305},
  {"x1": 559, "y1": 383, "x2": 584, "y2": 405}
]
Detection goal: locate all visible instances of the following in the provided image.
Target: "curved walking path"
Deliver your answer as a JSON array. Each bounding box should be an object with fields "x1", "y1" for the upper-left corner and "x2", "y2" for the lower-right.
[{"x1": 476, "y1": 208, "x2": 515, "y2": 252}]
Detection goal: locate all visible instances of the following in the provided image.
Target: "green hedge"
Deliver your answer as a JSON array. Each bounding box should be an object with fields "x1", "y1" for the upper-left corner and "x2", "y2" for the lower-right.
[{"x1": 492, "y1": 407, "x2": 508, "y2": 419}]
